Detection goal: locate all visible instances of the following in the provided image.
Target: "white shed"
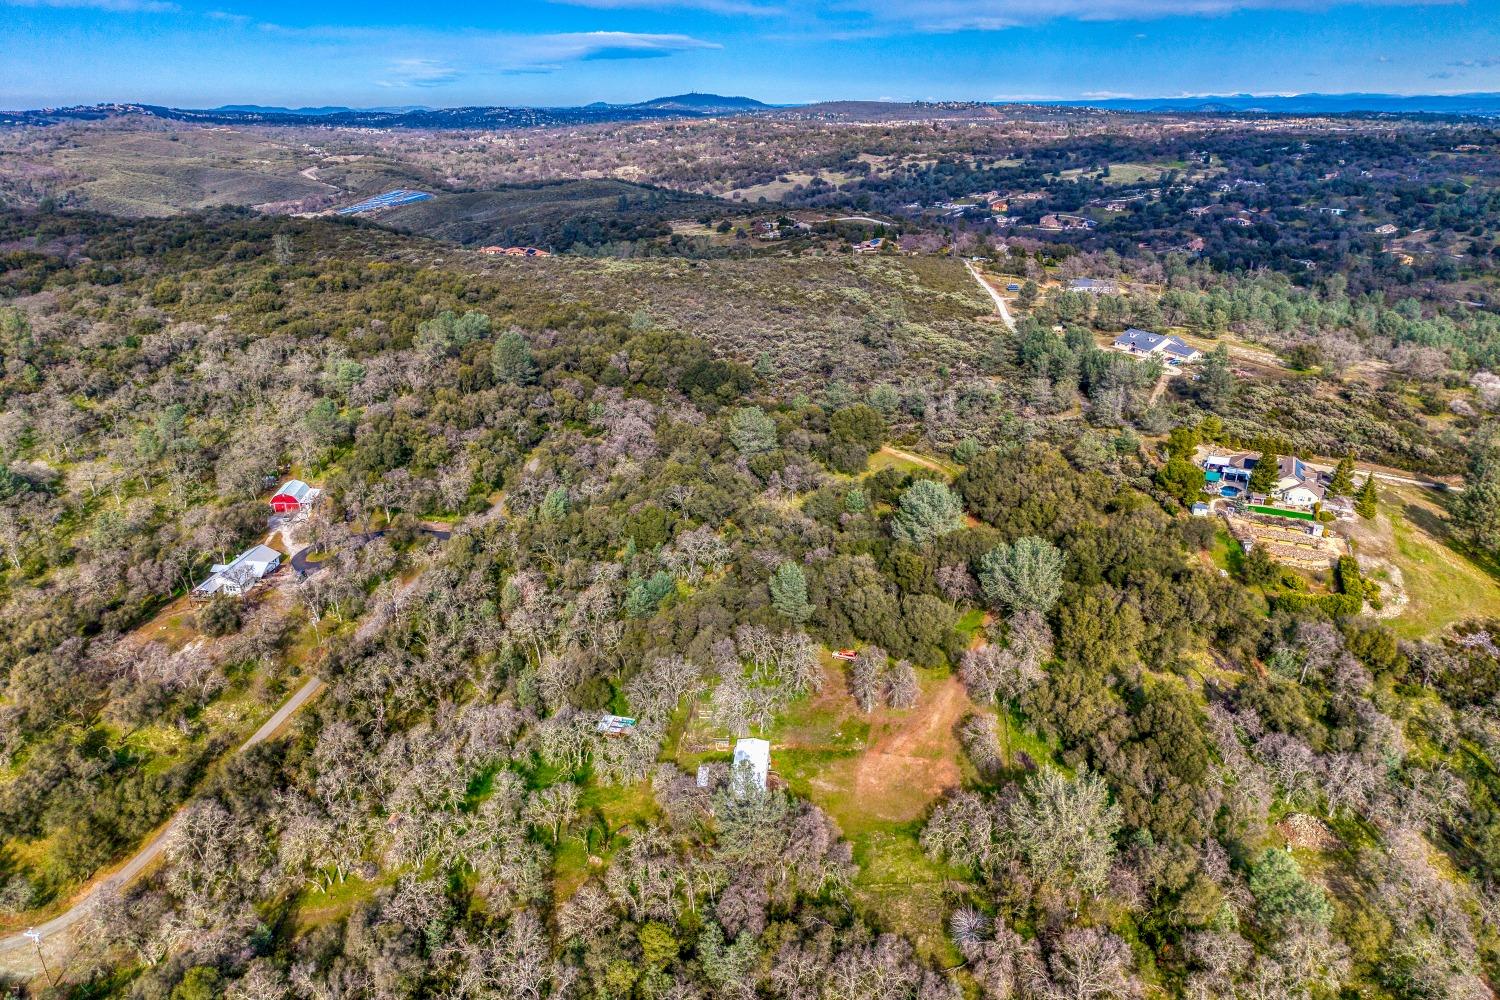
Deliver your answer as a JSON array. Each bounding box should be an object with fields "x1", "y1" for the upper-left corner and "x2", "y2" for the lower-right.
[{"x1": 732, "y1": 738, "x2": 771, "y2": 793}]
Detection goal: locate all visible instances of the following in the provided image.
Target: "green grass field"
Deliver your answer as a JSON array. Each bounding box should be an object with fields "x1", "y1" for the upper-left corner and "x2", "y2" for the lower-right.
[
  {"x1": 1387, "y1": 496, "x2": 1500, "y2": 637},
  {"x1": 1248, "y1": 505, "x2": 1315, "y2": 521},
  {"x1": 1347, "y1": 485, "x2": 1500, "y2": 638}
]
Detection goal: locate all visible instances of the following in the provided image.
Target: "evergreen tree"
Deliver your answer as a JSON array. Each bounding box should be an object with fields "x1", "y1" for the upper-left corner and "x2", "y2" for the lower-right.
[
  {"x1": 1249, "y1": 848, "x2": 1333, "y2": 932},
  {"x1": 1450, "y1": 440, "x2": 1500, "y2": 556},
  {"x1": 1196, "y1": 344, "x2": 1235, "y2": 411},
  {"x1": 539, "y1": 487, "x2": 570, "y2": 522},
  {"x1": 1166, "y1": 424, "x2": 1200, "y2": 462},
  {"x1": 492, "y1": 329, "x2": 537, "y2": 385},
  {"x1": 625, "y1": 572, "x2": 676, "y2": 618},
  {"x1": 1157, "y1": 458, "x2": 1206, "y2": 506},
  {"x1": 1355, "y1": 475, "x2": 1378, "y2": 520},
  {"x1": 1248, "y1": 446, "x2": 1281, "y2": 496},
  {"x1": 1018, "y1": 279, "x2": 1039, "y2": 309},
  {"x1": 727, "y1": 406, "x2": 778, "y2": 455},
  {"x1": 1327, "y1": 452, "x2": 1356, "y2": 497},
  {"x1": 978, "y1": 536, "x2": 1066, "y2": 614},
  {"x1": 769, "y1": 561, "x2": 813, "y2": 623},
  {"x1": 1452, "y1": 469, "x2": 1500, "y2": 556},
  {"x1": 890, "y1": 480, "x2": 965, "y2": 544}
]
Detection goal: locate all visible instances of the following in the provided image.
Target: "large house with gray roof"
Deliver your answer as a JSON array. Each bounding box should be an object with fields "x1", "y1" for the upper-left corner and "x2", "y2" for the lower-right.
[{"x1": 1111, "y1": 328, "x2": 1202, "y2": 364}]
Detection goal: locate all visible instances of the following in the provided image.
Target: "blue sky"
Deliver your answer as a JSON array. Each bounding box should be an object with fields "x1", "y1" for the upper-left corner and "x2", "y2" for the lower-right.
[{"x1": 2, "y1": 0, "x2": 1499, "y2": 109}]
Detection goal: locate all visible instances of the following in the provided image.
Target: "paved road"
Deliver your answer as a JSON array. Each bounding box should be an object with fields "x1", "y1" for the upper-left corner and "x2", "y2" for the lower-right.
[
  {"x1": 290, "y1": 524, "x2": 452, "y2": 576},
  {"x1": 0, "y1": 676, "x2": 326, "y2": 974},
  {"x1": 964, "y1": 260, "x2": 1017, "y2": 331}
]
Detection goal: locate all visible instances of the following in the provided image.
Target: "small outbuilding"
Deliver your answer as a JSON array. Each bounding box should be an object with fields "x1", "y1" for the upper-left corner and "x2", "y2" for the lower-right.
[
  {"x1": 270, "y1": 480, "x2": 319, "y2": 514},
  {"x1": 596, "y1": 714, "x2": 637, "y2": 737},
  {"x1": 732, "y1": 738, "x2": 771, "y2": 793}
]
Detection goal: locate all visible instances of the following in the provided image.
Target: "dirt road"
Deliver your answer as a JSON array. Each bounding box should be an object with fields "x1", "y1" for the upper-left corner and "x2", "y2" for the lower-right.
[
  {"x1": 964, "y1": 260, "x2": 1017, "y2": 331},
  {"x1": 0, "y1": 676, "x2": 326, "y2": 976},
  {"x1": 878, "y1": 445, "x2": 953, "y2": 477}
]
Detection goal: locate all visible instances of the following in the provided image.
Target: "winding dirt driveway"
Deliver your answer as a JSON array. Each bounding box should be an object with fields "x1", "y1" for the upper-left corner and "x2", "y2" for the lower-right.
[
  {"x1": 0, "y1": 676, "x2": 326, "y2": 976},
  {"x1": 290, "y1": 524, "x2": 452, "y2": 576}
]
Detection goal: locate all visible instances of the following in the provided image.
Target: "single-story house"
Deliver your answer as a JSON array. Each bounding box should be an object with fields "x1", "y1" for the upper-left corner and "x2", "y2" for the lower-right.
[
  {"x1": 1374, "y1": 223, "x2": 1399, "y2": 236},
  {"x1": 853, "y1": 238, "x2": 884, "y2": 254},
  {"x1": 1191, "y1": 502, "x2": 1212, "y2": 517},
  {"x1": 1069, "y1": 278, "x2": 1117, "y2": 294},
  {"x1": 596, "y1": 714, "x2": 637, "y2": 736},
  {"x1": 732, "y1": 738, "x2": 771, "y2": 793},
  {"x1": 193, "y1": 544, "x2": 282, "y2": 598},
  {"x1": 1112, "y1": 328, "x2": 1202, "y2": 363},
  {"x1": 270, "y1": 479, "x2": 320, "y2": 514}
]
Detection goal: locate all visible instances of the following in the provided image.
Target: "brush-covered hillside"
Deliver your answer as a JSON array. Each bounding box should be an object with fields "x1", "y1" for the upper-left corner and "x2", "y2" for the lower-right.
[{"x1": 0, "y1": 207, "x2": 1498, "y2": 1000}]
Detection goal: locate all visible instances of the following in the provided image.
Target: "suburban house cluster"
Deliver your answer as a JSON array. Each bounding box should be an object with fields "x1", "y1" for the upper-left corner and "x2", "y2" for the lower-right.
[{"x1": 1202, "y1": 452, "x2": 1355, "y2": 518}]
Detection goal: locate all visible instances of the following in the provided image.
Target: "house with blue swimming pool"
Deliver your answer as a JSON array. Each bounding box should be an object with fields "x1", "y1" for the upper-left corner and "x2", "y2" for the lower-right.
[{"x1": 1202, "y1": 452, "x2": 1355, "y2": 519}]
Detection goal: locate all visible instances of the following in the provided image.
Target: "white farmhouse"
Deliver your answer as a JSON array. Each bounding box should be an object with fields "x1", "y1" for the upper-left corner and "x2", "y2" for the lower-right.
[{"x1": 193, "y1": 544, "x2": 282, "y2": 598}]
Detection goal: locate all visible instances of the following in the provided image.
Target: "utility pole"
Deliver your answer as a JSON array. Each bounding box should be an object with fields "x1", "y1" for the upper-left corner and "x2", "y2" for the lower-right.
[{"x1": 24, "y1": 929, "x2": 54, "y2": 989}]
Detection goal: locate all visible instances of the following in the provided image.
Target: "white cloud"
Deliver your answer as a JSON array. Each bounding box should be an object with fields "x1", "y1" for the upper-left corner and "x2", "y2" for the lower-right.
[
  {"x1": 532, "y1": 31, "x2": 722, "y2": 62},
  {"x1": 873, "y1": 0, "x2": 1458, "y2": 32},
  {"x1": 238, "y1": 26, "x2": 722, "y2": 89},
  {"x1": 752, "y1": 0, "x2": 1461, "y2": 34},
  {"x1": 378, "y1": 58, "x2": 463, "y2": 89},
  {"x1": 3, "y1": 0, "x2": 178, "y2": 10},
  {"x1": 550, "y1": 0, "x2": 780, "y2": 13}
]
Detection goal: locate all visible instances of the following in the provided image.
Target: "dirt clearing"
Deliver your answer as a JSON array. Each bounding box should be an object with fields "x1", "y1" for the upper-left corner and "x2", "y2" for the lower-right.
[{"x1": 852, "y1": 675, "x2": 967, "y2": 824}]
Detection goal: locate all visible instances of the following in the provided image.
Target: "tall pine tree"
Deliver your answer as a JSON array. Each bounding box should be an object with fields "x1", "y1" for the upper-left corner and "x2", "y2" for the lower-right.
[
  {"x1": 1355, "y1": 475, "x2": 1378, "y2": 520},
  {"x1": 769, "y1": 561, "x2": 813, "y2": 623},
  {"x1": 1327, "y1": 452, "x2": 1356, "y2": 497},
  {"x1": 1248, "y1": 446, "x2": 1281, "y2": 496}
]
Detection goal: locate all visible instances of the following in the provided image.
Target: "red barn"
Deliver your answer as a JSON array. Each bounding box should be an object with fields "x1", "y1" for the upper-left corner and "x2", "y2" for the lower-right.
[{"x1": 270, "y1": 479, "x2": 316, "y2": 513}]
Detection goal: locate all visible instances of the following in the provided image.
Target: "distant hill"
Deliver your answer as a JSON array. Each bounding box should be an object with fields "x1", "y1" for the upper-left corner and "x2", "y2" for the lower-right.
[
  {"x1": 1, "y1": 98, "x2": 774, "y2": 130},
  {"x1": 1041, "y1": 92, "x2": 1500, "y2": 115},
  {"x1": 630, "y1": 93, "x2": 769, "y2": 112},
  {"x1": 7, "y1": 91, "x2": 1498, "y2": 132},
  {"x1": 211, "y1": 104, "x2": 429, "y2": 116}
]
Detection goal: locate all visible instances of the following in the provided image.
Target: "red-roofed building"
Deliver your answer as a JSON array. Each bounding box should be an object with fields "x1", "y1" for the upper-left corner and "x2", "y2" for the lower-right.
[{"x1": 270, "y1": 479, "x2": 319, "y2": 514}]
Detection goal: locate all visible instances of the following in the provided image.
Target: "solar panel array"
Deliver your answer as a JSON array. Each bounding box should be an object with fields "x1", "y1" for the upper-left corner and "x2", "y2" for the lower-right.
[{"x1": 335, "y1": 189, "x2": 434, "y2": 215}]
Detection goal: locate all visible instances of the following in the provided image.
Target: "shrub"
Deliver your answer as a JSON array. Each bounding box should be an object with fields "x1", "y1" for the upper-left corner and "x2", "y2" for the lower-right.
[{"x1": 196, "y1": 596, "x2": 243, "y2": 637}]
